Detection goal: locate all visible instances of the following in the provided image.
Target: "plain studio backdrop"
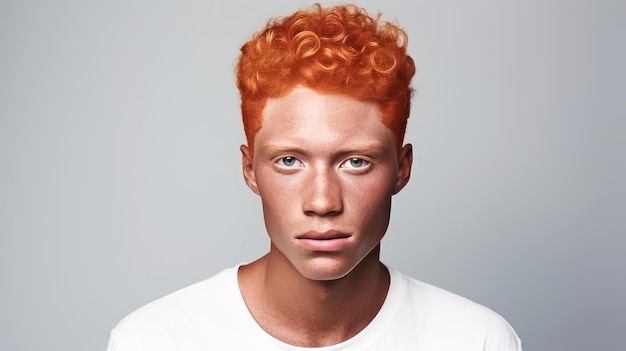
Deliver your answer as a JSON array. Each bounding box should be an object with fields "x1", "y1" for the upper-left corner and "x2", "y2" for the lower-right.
[{"x1": 1, "y1": 0, "x2": 624, "y2": 350}]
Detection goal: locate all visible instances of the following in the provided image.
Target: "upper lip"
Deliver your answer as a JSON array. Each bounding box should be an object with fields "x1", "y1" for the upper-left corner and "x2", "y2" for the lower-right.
[{"x1": 296, "y1": 230, "x2": 350, "y2": 240}]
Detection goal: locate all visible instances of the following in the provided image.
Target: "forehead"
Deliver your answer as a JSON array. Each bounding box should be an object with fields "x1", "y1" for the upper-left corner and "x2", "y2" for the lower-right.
[
  {"x1": 264, "y1": 86, "x2": 379, "y2": 116},
  {"x1": 257, "y1": 87, "x2": 392, "y2": 144}
]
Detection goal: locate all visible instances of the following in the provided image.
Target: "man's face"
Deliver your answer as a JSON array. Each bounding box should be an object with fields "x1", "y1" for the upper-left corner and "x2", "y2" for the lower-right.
[{"x1": 241, "y1": 87, "x2": 412, "y2": 281}]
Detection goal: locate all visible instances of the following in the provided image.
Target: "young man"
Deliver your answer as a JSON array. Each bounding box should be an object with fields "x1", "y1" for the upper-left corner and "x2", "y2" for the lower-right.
[{"x1": 107, "y1": 4, "x2": 522, "y2": 350}]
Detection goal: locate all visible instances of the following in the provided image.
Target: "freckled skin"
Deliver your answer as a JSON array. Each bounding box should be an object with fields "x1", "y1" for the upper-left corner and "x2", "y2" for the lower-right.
[
  {"x1": 242, "y1": 87, "x2": 412, "y2": 281},
  {"x1": 238, "y1": 87, "x2": 413, "y2": 346}
]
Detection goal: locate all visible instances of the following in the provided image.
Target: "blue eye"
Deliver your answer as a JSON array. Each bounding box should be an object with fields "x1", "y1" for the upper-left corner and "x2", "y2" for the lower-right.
[
  {"x1": 349, "y1": 158, "x2": 365, "y2": 168},
  {"x1": 343, "y1": 158, "x2": 369, "y2": 169},
  {"x1": 277, "y1": 156, "x2": 300, "y2": 168}
]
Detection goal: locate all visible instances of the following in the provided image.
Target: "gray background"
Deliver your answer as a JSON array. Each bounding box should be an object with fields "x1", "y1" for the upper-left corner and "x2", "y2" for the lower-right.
[{"x1": 1, "y1": 0, "x2": 624, "y2": 350}]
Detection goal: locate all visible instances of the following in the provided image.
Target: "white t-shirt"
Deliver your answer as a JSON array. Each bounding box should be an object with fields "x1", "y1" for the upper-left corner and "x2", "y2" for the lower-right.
[{"x1": 107, "y1": 265, "x2": 522, "y2": 350}]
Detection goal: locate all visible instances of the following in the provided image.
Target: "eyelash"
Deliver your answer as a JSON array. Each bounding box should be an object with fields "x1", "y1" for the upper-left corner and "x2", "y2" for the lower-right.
[
  {"x1": 274, "y1": 156, "x2": 370, "y2": 172},
  {"x1": 276, "y1": 156, "x2": 303, "y2": 168},
  {"x1": 340, "y1": 157, "x2": 370, "y2": 170}
]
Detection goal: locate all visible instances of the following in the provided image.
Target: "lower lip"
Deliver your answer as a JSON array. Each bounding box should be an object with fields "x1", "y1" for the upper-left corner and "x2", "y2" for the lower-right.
[{"x1": 297, "y1": 238, "x2": 350, "y2": 251}]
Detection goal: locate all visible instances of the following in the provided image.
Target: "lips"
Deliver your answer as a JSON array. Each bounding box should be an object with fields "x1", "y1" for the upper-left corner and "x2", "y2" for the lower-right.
[
  {"x1": 295, "y1": 230, "x2": 351, "y2": 251},
  {"x1": 296, "y1": 230, "x2": 350, "y2": 240}
]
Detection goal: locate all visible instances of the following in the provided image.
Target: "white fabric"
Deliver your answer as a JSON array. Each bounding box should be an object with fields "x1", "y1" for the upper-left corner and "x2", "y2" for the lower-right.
[{"x1": 107, "y1": 265, "x2": 522, "y2": 350}]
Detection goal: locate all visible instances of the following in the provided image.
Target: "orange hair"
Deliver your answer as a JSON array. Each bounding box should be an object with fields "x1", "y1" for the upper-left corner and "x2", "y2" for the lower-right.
[{"x1": 236, "y1": 3, "x2": 415, "y2": 153}]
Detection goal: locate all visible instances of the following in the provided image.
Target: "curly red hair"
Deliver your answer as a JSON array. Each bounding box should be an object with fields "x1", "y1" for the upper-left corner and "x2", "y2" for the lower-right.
[{"x1": 236, "y1": 3, "x2": 415, "y2": 153}]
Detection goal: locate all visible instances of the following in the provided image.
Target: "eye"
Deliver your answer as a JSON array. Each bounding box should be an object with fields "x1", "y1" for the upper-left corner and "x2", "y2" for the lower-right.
[
  {"x1": 341, "y1": 157, "x2": 370, "y2": 170},
  {"x1": 276, "y1": 156, "x2": 302, "y2": 168}
]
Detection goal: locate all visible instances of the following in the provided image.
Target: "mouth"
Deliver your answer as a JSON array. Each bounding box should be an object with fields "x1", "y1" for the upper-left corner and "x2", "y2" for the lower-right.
[
  {"x1": 296, "y1": 230, "x2": 351, "y2": 240},
  {"x1": 295, "y1": 230, "x2": 351, "y2": 251}
]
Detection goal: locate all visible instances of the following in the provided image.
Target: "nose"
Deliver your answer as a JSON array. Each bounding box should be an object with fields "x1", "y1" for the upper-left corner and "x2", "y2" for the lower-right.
[{"x1": 302, "y1": 167, "x2": 343, "y2": 216}]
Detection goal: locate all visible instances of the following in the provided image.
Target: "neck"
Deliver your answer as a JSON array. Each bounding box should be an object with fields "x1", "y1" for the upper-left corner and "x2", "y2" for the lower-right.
[{"x1": 238, "y1": 245, "x2": 389, "y2": 347}]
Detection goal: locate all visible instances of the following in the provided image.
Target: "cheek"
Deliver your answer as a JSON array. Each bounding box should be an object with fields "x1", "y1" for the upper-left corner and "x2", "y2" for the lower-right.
[
  {"x1": 259, "y1": 190, "x2": 291, "y2": 238},
  {"x1": 259, "y1": 188, "x2": 287, "y2": 216},
  {"x1": 256, "y1": 173, "x2": 299, "y2": 221},
  {"x1": 347, "y1": 177, "x2": 395, "y2": 221},
  {"x1": 348, "y1": 171, "x2": 396, "y2": 203}
]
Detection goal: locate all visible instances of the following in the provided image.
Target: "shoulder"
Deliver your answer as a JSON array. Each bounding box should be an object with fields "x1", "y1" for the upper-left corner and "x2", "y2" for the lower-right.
[
  {"x1": 388, "y1": 269, "x2": 522, "y2": 350},
  {"x1": 108, "y1": 266, "x2": 243, "y2": 351}
]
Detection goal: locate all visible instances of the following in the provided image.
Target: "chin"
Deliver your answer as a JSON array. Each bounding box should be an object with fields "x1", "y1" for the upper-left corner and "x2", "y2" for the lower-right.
[{"x1": 295, "y1": 256, "x2": 361, "y2": 281}]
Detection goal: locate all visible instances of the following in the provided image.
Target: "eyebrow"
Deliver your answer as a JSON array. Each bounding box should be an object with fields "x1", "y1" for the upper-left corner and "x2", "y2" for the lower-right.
[{"x1": 261, "y1": 141, "x2": 389, "y2": 158}]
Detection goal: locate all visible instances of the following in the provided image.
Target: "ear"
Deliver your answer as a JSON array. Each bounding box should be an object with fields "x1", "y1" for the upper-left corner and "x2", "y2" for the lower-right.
[
  {"x1": 240, "y1": 145, "x2": 260, "y2": 195},
  {"x1": 393, "y1": 143, "x2": 413, "y2": 195}
]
